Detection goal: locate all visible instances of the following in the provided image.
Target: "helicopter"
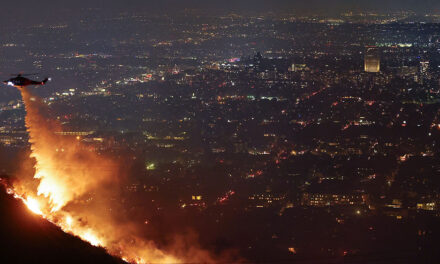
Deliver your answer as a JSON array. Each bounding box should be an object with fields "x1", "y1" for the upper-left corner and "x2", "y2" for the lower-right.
[{"x1": 3, "y1": 73, "x2": 51, "y2": 88}]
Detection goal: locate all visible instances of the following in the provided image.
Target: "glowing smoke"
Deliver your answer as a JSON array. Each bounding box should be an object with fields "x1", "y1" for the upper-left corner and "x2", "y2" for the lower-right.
[
  {"x1": 20, "y1": 87, "x2": 118, "y2": 211},
  {"x1": 10, "y1": 87, "x2": 221, "y2": 263}
]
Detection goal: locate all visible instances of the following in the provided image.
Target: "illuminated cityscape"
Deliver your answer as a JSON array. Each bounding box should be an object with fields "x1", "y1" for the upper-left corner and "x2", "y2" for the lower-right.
[{"x1": 1, "y1": 1, "x2": 440, "y2": 263}]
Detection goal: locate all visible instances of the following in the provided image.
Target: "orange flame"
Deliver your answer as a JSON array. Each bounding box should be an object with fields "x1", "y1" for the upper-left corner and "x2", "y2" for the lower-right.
[
  {"x1": 12, "y1": 87, "x2": 189, "y2": 263},
  {"x1": 23, "y1": 196, "x2": 43, "y2": 215}
]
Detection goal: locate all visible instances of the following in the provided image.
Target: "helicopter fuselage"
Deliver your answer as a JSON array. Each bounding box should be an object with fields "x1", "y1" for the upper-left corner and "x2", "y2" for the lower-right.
[{"x1": 3, "y1": 75, "x2": 49, "y2": 88}]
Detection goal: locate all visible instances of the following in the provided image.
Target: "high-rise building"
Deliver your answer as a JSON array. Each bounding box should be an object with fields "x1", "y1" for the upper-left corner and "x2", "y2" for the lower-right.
[
  {"x1": 420, "y1": 60, "x2": 429, "y2": 74},
  {"x1": 364, "y1": 46, "x2": 380, "y2": 73}
]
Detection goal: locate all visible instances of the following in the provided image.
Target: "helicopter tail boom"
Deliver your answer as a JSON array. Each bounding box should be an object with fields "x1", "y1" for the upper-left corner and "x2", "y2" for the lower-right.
[{"x1": 30, "y1": 77, "x2": 50, "y2": 85}]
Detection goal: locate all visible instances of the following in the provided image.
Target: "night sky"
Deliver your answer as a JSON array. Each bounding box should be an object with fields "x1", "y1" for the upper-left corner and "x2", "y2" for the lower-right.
[{"x1": 4, "y1": 0, "x2": 440, "y2": 14}]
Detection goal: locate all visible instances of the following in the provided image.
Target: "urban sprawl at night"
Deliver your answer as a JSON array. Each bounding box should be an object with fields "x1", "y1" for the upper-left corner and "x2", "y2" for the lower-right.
[{"x1": 1, "y1": 4, "x2": 440, "y2": 264}]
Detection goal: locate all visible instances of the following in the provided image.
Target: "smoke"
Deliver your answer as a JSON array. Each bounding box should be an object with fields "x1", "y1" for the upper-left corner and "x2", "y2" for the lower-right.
[
  {"x1": 20, "y1": 87, "x2": 119, "y2": 211},
  {"x1": 11, "y1": 87, "x2": 226, "y2": 263}
]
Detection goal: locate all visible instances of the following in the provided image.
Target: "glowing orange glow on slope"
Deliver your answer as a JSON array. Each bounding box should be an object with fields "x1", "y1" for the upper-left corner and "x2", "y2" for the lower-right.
[
  {"x1": 24, "y1": 197, "x2": 43, "y2": 215},
  {"x1": 10, "y1": 87, "x2": 193, "y2": 264},
  {"x1": 83, "y1": 231, "x2": 102, "y2": 247}
]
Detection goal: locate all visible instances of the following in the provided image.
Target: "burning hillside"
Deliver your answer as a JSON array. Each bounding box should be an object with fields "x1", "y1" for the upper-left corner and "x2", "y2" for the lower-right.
[
  {"x1": 0, "y1": 181, "x2": 125, "y2": 264},
  {"x1": 5, "y1": 87, "x2": 217, "y2": 263}
]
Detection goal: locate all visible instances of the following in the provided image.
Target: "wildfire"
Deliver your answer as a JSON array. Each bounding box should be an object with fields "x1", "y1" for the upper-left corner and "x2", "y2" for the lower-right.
[
  {"x1": 65, "y1": 215, "x2": 73, "y2": 227},
  {"x1": 8, "y1": 87, "x2": 197, "y2": 264},
  {"x1": 23, "y1": 197, "x2": 43, "y2": 215},
  {"x1": 83, "y1": 231, "x2": 102, "y2": 247}
]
